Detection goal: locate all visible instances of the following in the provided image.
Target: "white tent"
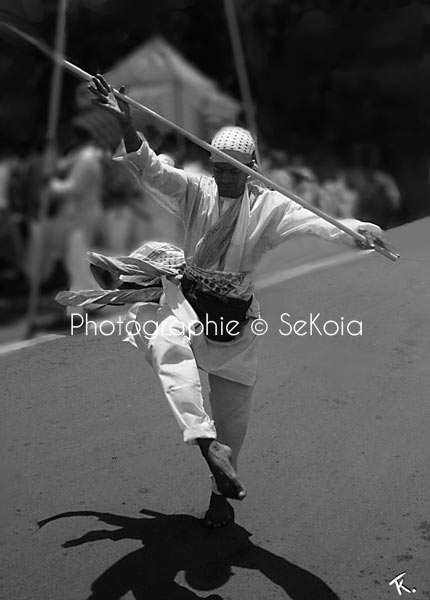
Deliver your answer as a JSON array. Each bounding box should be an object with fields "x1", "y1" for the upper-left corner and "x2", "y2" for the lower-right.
[{"x1": 106, "y1": 36, "x2": 241, "y2": 140}]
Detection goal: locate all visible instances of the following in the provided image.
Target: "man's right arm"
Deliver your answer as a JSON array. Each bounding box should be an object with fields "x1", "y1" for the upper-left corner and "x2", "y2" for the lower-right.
[
  {"x1": 121, "y1": 123, "x2": 141, "y2": 154},
  {"x1": 89, "y1": 74, "x2": 191, "y2": 217},
  {"x1": 113, "y1": 129, "x2": 190, "y2": 219}
]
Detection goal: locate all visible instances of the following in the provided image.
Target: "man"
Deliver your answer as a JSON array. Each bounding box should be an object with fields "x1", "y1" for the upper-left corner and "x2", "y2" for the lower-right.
[
  {"x1": 88, "y1": 74, "x2": 381, "y2": 527},
  {"x1": 47, "y1": 124, "x2": 106, "y2": 296}
]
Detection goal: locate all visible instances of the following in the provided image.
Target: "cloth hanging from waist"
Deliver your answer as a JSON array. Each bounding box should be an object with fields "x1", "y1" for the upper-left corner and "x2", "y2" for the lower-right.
[{"x1": 181, "y1": 272, "x2": 252, "y2": 342}]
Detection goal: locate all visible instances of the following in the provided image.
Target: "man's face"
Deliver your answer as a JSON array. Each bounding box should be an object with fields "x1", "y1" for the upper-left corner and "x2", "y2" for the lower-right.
[{"x1": 212, "y1": 162, "x2": 251, "y2": 198}]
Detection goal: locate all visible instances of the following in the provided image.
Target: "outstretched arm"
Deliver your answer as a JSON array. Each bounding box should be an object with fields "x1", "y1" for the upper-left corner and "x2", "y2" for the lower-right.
[{"x1": 265, "y1": 193, "x2": 382, "y2": 251}]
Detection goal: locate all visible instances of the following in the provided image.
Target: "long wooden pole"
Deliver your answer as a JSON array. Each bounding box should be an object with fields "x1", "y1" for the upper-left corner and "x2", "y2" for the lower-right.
[{"x1": 0, "y1": 22, "x2": 400, "y2": 262}]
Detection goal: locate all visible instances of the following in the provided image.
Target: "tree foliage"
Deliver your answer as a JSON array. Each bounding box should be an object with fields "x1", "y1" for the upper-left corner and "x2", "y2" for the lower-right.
[{"x1": 1, "y1": 0, "x2": 430, "y2": 162}]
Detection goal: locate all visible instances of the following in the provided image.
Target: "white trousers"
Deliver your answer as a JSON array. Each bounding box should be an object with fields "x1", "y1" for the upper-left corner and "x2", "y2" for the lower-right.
[{"x1": 144, "y1": 306, "x2": 254, "y2": 471}]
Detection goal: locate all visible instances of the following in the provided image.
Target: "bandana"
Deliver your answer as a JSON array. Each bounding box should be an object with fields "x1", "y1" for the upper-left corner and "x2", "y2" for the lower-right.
[{"x1": 210, "y1": 126, "x2": 255, "y2": 164}]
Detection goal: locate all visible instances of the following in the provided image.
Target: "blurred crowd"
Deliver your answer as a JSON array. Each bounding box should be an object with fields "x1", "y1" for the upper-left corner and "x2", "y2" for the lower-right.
[
  {"x1": 260, "y1": 149, "x2": 401, "y2": 227},
  {"x1": 0, "y1": 111, "x2": 402, "y2": 328}
]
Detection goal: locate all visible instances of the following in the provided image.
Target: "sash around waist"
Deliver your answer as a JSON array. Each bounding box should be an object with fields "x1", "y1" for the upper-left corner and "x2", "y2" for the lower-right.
[{"x1": 181, "y1": 273, "x2": 252, "y2": 308}]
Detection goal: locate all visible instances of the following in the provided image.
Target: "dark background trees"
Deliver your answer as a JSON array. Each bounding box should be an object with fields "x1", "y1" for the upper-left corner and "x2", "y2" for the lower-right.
[{"x1": 1, "y1": 0, "x2": 429, "y2": 219}]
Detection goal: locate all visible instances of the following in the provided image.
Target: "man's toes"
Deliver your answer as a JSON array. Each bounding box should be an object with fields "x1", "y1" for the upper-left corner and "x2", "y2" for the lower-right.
[
  {"x1": 216, "y1": 476, "x2": 246, "y2": 500},
  {"x1": 205, "y1": 514, "x2": 232, "y2": 528},
  {"x1": 204, "y1": 494, "x2": 234, "y2": 528},
  {"x1": 231, "y1": 480, "x2": 247, "y2": 499},
  {"x1": 237, "y1": 486, "x2": 247, "y2": 500}
]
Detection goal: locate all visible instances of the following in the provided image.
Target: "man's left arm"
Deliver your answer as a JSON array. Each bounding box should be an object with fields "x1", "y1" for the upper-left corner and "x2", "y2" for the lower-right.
[{"x1": 268, "y1": 194, "x2": 382, "y2": 250}]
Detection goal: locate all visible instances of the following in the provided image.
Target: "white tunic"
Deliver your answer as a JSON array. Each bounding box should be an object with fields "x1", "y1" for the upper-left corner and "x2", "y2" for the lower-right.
[{"x1": 115, "y1": 139, "x2": 380, "y2": 385}]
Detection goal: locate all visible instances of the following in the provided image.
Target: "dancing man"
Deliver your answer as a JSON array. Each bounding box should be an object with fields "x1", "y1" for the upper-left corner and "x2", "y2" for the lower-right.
[{"x1": 88, "y1": 74, "x2": 381, "y2": 527}]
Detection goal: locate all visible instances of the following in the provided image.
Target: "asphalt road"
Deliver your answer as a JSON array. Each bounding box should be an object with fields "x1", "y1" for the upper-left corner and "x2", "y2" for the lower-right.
[{"x1": 1, "y1": 218, "x2": 429, "y2": 600}]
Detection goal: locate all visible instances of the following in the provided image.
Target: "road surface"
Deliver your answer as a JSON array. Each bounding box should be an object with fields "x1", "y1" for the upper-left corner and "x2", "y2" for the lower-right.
[{"x1": 1, "y1": 218, "x2": 429, "y2": 599}]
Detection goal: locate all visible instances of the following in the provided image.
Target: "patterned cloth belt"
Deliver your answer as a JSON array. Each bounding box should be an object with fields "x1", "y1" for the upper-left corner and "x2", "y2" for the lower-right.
[{"x1": 183, "y1": 264, "x2": 248, "y2": 297}]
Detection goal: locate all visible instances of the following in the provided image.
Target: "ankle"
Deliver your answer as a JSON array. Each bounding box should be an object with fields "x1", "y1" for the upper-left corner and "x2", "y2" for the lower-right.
[{"x1": 197, "y1": 437, "x2": 216, "y2": 456}]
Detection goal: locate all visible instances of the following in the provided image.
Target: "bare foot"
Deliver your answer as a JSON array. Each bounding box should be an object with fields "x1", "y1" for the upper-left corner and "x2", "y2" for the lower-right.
[
  {"x1": 204, "y1": 493, "x2": 234, "y2": 528},
  {"x1": 197, "y1": 439, "x2": 246, "y2": 500}
]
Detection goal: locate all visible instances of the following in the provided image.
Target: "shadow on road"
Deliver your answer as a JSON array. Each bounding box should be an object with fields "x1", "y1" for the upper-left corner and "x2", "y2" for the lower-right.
[{"x1": 38, "y1": 508, "x2": 340, "y2": 600}]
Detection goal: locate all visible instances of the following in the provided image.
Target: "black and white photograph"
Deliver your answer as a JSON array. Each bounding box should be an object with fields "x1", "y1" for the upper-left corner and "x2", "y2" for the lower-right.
[{"x1": 1, "y1": 1, "x2": 429, "y2": 598}]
